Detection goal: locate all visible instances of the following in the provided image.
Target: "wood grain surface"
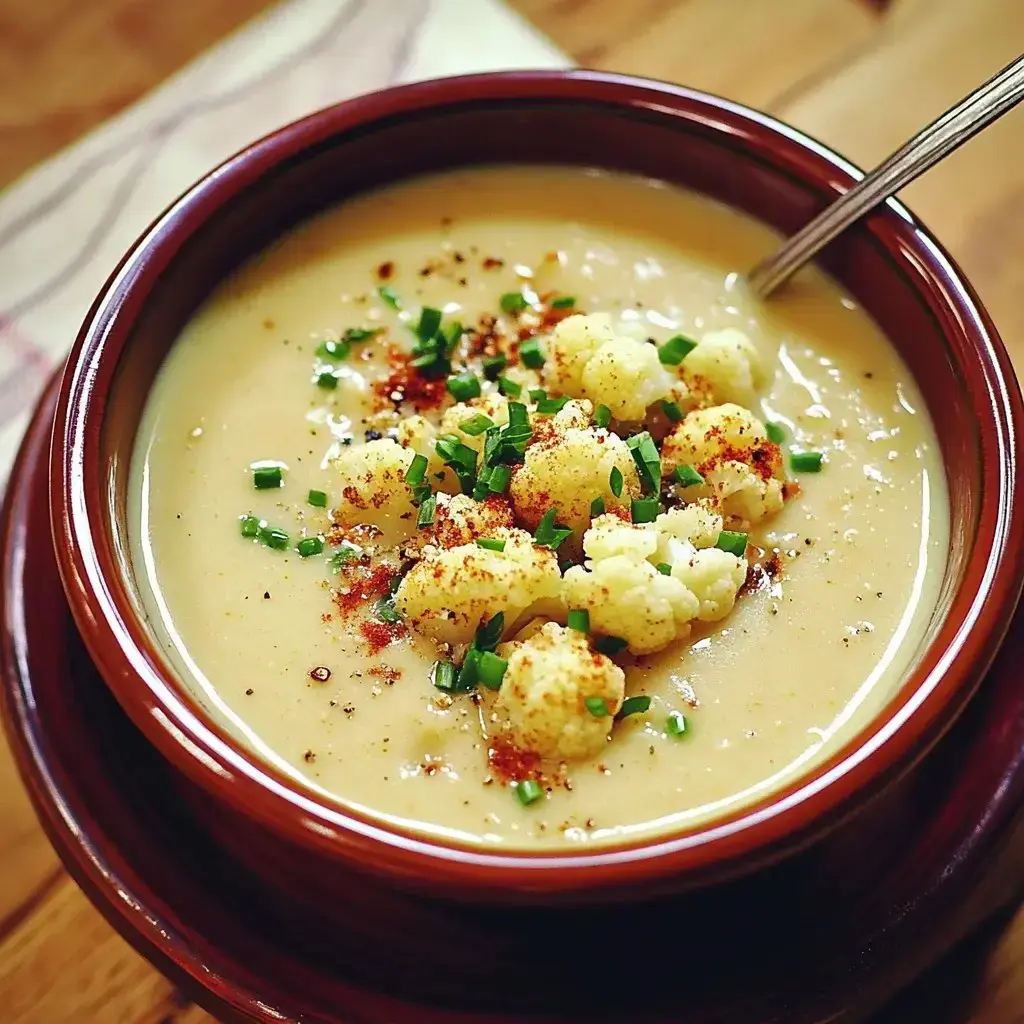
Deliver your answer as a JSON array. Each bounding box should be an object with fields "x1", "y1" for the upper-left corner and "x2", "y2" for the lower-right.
[{"x1": 1, "y1": 0, "x2": 1023, "y2": 1021}]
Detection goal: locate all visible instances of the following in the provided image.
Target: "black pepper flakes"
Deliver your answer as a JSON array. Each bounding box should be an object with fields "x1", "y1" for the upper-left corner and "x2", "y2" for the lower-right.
[
  {"x1": 263, "y1": 591, "x2": 271, "y2": 600},
  {"x1": 245, "y1": 688, "x2": 254, "y2": 696},
  {"x1": 309, "y1": 666, "x2": 332, "y2": 683},
  {"x1": 303, "y1": 750, "x2": 316, "y2": 763}
]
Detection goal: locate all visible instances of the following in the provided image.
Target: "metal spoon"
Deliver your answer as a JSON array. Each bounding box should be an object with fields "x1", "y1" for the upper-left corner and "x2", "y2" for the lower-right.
[{"x1": 748, "y1": 53, "x2": 1024, "y2": 299}]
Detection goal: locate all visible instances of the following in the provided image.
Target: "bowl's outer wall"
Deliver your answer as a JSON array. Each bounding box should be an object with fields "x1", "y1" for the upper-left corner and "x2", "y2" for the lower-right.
[{"x1": 50, "y1": 73, "x2": 1024, "y2": 902}]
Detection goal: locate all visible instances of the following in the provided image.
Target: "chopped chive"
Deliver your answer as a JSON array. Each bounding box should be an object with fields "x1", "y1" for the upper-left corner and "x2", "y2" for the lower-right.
[
  {"x1": 658, "y1": 334, "x2": 698, "y2": 365},
  {"x1": 329, "y1": 544, "x2": 359, "y2": 571},
  {"x1": 482, "y1": 353, "x2": 508, "y2": 379},
  {"x1": 417, "y1": 494, "x2": 437, "y2": 528},
  {"x1": 790, "y1": 450, "x2": 824, "y2": 473},
  {"x1": 457, "y1": 648, "x2": 480, "y2": 690},
  {"x1": 766, "y1": 421, "x2": 786, "y2": 444},
  {"x1": 239, "y1": 515, "x2": 260, "y2": 538},
  {"x1": 660, "y1": 400, "x2": 683, "y2": 422},
  {"x1": 674, "y1": 464, "x2": 705, "y2": 488},
  {"x1": 616, "y1": 695, "x2": 651, "y2": 720},
  {"x1": 626, "y1": 431, "x2": 661, "y2": 493},
  {"x1": 343, "y1": 327, "x2": 381, "y2": 343},
  {"x1": 476, "y1": 537, "x2": 506, "y2": 552},
  {"x1": 631, "y1": 496, "x2": 660, "y2": 524},
  {"x1": 497, "y1": 375, "x2": 522, "y2": 398},
  {"x1": 416, "y1": 307, "x2": 443, "y2": 342},
  {"x1": 567, "y1": 609, "x2": 590, "y2": 633},
  {"x1": 253, "y1": 466, "x2": 283, "y2": 490},
  {"x1": 259, "y1": 525, "x2": 289, "y2": 550},
  {"x1": 478, "y1": 651, "x2": 508, "y2": 690},
  {"x1": 447, "y1": 372, "x2": 482, "y2": 402},
  {"x1": 458, "y1": 413, "x2": 494, "y2": 436},
  {"x1": 507, "y1": 402, "x2": 530, "y2": 430},
  {"x1": 316, "y1": 370, "x2": 339, "y2": 390},
  {"x1": 410, "y1": 481, "x2": 432, "y2": 505},
  {"x1": 656, "y1": 562, "x2": 672, "y2": 576},
  {"x1": 519, "y1": 338, "x2": 545, "y2": 369},
  {"x1": 534, "y1": 508, "x2": 572, "y2": 550},
  {"x1": 528, "y1": 388, "x2": 547, "y2": 404},
  {"x1": 307, "y1": 489, "x2": 329, "y2": 508},
  {"x1": 590, "y1": 496, "x2": 606, "y2": 518},
  {"x1": 297, "y1": 536, "x2": 325, "y2": 558},
  {"x1": 431, "y1": 660, "x2": 457, "y2": 692},
  {"x1": 551, "y1": 296, "x2": 576, "y2": 309},
  {"x1": 500, "y1": 291, "x2": 529, "y2": 314},
  {"x1": 317, "y1": 338, "x2": 351, "y2": 360},
  {"x1": 488, "y1": 464, "x2": 512, "y2": 494},
  {"x1": 410, "y1": 351, "x2": 451, "y2": 378},
  {"x1": 441, "y1": 321, "x2": 463, "y2": 354},
  {"x1": 594, "y1": 405, "x2": 612, "y2": 429},
  {"x1": 474, "y1": 612, "x2": 505, "y2": 653},
  {"x1": 536, "y1": 395, "x2": 571, "y2": 415},
  {"x1": 515, "y1": 779, "x2": 543, "y2": 806},
  {"x1": 716, "y1": 530, "x2": 748, "y2": 557},
  {"x1": 374, "y1": 588, "x2": 402, "y2": 624},
  {"x1": 405, "y1": 453, "x2": 428, "y2": 486},
  {"x1": 666, "y1": 710, "x2": 689, "y2": 737},
  {"x1": 378, "y1": 285, "x2": 401, "y2": 309},
  {"x1": 609, "y1": 466, "x2": 624, "y2": 498},
  {"x1": 585, "y1": 696, "x2": 610, "y2": 718},
  {"x1": 594, "y1": 635, "x2": 628, "y2": 656}
]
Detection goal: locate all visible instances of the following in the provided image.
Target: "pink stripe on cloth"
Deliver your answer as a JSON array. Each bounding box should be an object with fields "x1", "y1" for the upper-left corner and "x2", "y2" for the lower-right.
[{"x1": 0, "y1": 317, "x2": 57, "y2": 429}]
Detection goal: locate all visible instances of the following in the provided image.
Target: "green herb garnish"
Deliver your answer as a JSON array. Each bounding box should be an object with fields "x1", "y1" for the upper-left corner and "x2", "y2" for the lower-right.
[
  {"x1": 536, "y1": 395, "x2": 570, "y2": 415},
  {"x1": 666, "y1": 710, "x2": 689, "y2": 737},
  {"x1": 660, "y1": 400, "x2": 683, "y2": 422},
  {"x1": 590, "y1": 496, "x2": 606, "y2": 518},
  {"x1": 497, "y1": 375, "x2": 522, "y2": 398},
  {"x1": 500, "y1": 291, "x2": 529, "y2": 314},
  {"x1": 317, "y1": 338, "x2": 350, "y2": 360},
  {"x1": 431, "y1": 660, "x2": 457, "y2": 692},
  {"x1": 405, "y1": 453, "x2": 428, "y2": 487},
  {"x1": 515, "y1": 779, "x2": 543, "y2": 806},
  {"x1": 259, "y1": 525, "x2": 289, "y2": 550},
  {"x1": 447, "y1": 372, "x2": 482, "y2": 403},
  {"x1": 656, "y1": 562, "x2": 672, "y2": 575},
  {"x1": 373, "y1": 576, "x2": 403, "y2": 624},
  {"x1": 252, "y1": 466, "x2": 283, "y2": 490},
  {"x1": 417, "y1": 494, "x2": 437, "y2": 528},
  {"x1": 239, "y1": 515, "x2": 260, "y2": 538},
  {"x1": 474, "y1": 612, "x2": 505, "y2": 653},
  {"x1": 616, "y1": 695, "x2": 651, "y2": 720},
  {"x1": 457, "y1": 648, "x2": 480, "y2": 690},
  {"x1": 674, "y1": 464, "x2": 705, "y2": 488},
  {"x1": 476, "y1": 537, "x2": 506, "y2": 552},
  {"x1": 478, "y1": 652, "x2": 508, "y2": 690},
  {"x1": 416, "y1": 307, "x2": 443, "y2": 343},
  {"x1": 316, "y1": 370, "x2": 339, "y2": 390},
  {"x1": 307, "y1": 489, "x2": 329, "y2": 508},
  {"x1": 378, "y1": 285, "x2": 401, "y2": 309},
  {"x1": 297, "y1": 536, "x2": 324, "y2": 558},
  {"x1": 766, "y1": 421, "x2": 786, "y2": 444},
  {"x1": 790, "y1": 450, "x2": 824, "y2": 473},
  {"x1": 716, "y1": 530, "x2": 748, "y2": 557},
  {"x1": 519, "y1": 338, "x2": 545, "y2": 369},
  {"x1": 585, "y1": 697, "x2": 610, "y2": 718},
  {"x1": 631, "y1": 496, "x2": 660, "y2": 524},
  {"x1": 626, "y1": 431, "x2": 661, "y2": 493},
  {"x1": 482, "y1": 354, "x2": 508, "y2": 379},
  {"x1": 533, "y1": 508, "x2": 573, "y2": 550},
  {"x1": 609, "y1": 466, "x2": 624, "y2": 498},
  {"x1": 594, "y1": 635, "x2": 628, "y2": 656},
  {"x1": 458, "y1": 413, "x2": 494, "y2": 436},
  {"x1": 551, "y1": 296, "x2": 576, "y2": 309},
  {"x1": 567, "y1": 609, "x2": 590, "y2": 633},
  {"x1": 329, "y1": 545, "x2": 359, "y2": 571},
  {"x1": 594, "y1": 405, "x2": 612, "y2": 429},
  {"x1": 488, "y1": 464, "x2": 512, "y2": 494},
  {"x1": 658, "y1": 334, "x2": 698, "y2": 365}
]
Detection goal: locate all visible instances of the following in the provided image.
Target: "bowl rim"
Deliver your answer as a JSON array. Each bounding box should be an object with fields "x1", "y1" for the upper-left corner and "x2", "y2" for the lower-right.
[{"x1": 49, "y1": 69, "x2": 1024, "y2": 897}]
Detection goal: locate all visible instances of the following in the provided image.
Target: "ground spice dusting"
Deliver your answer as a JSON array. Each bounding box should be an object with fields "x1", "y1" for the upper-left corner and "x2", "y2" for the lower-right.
[
  {"x1": 333, "y1": 561, "x2": 394, "y2": 614},
  {"x1": 373, "y1": 349, "x2": 448, "y2": 412},
  {"x1": 368, "y1": 664, "x2": 402, "y2": 683},
  {"x1": 487, "y1": 737, "x2": 541, "y2": 785},
  {"x1": 360, "y1": 618, "x2": 406, "y2": 654}
]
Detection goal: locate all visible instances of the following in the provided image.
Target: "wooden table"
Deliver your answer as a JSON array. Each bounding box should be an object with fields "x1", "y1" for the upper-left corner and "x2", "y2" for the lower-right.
[{"x1": 0, "y1": 1, "x2": 1022, "y2": 1020}]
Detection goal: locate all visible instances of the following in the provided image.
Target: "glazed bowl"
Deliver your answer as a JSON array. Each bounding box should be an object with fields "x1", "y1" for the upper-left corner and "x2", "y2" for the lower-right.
[{"x1": 49, "y1": 70, "x2": 1024, "y2": 907}]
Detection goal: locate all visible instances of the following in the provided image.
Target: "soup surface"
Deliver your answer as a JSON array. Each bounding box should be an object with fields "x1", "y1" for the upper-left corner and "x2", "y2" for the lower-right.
[{"x1": 130, "y1": 166, "x2": 948, "y2": 847}]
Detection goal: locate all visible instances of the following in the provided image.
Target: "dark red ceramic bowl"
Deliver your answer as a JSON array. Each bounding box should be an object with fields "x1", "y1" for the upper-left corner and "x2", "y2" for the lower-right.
[{"x1": 49, "y1": 70, "x2": 1024, "y2": 906}]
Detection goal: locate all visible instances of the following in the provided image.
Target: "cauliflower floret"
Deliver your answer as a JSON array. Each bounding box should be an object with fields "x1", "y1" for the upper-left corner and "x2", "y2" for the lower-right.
[
  {"x1": 580, "y1": 336, "x2": 676, "y2": 422},
  {"x1": 542, "y1": 313, "x2": 675, "y2": 421},
  {"x1": 661, "y1": 403, "x2": 784, "y2": 526},
  {"x1": 333, "y1": 439, "x2": 416, "y2": 542},
  {"x1": 671, "y1": 547, "x2": 746, "y2": 623},
  {"x1": 394, "y1": 527, "x2": 562, "y2": 645},
  {"x1": 529, "y1": 397, "x2": 592, "y2": 446},
  {"x1": 651, "y1": 505, "x2": 723, "y2": 561},
  {"x1": 682, "y1": 328, "x2": 765, "y2": 408},
  {"x1": 495, "y1": 622, "x2": 625, "y2": 760},
  {"x1": 584, "y1": 512, "x2": 658, "y2": 562},
  {"x1": 563, "y1": 556, "x2": 699, "y2": 656},
  {"x1": 543, "y1": 312, "x2": 616, "y2": 395},
  {"x1": 427, "y1": 493, "x2": 514, "y2": 550},
  {"x1": 395, "y1": 414, "x2": 456, "y2": 492},
  {"x1": 510, "y1": 427, "x2": 640, "y2": 534}
]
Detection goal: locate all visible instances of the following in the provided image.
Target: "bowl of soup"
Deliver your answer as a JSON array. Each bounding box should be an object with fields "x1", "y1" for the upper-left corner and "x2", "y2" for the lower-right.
[{"x1": 49, "y1": 71, "x2": 1024, "y2": 905}]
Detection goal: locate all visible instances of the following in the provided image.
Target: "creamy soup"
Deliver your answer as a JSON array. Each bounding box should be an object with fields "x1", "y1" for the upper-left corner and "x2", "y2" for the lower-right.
[{"x1": 130, "y1": 166, "x2": 947, "y2": 847}]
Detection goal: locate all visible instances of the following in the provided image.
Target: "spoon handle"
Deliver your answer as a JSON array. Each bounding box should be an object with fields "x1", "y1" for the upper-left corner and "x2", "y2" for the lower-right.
[{"x1": 748, "y1": 53, "x2": 1024, "y2": 299}]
